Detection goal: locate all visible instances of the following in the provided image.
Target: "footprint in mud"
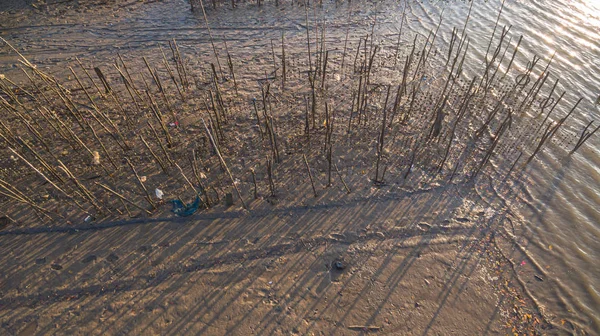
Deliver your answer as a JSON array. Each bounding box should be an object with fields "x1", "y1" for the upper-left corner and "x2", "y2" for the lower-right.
[
  {"x1": 82, "y1": 255, "x2": 97, "y2": 264},
  {"x1": 106, "y1": 253, "x2": 119, "y2": 263},
  {"x1": 417, "y1": 222, "x2": 432, "y2": 231},
  {"x1": 50, "y1": 264, "x2": 63, "y2": 271},
  {"x1": 138, "y1": 245, "x2": 151, "y2": 253}
]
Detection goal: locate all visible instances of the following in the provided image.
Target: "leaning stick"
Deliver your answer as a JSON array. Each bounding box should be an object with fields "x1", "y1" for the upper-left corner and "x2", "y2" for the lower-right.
[
  {"x1": 334, "y1": 163, "x2": 351, "y2": 194},
  {"x1": 0, "y1": 185, "x2": 55, "y2": 220},
  {"x1": 147, "y1": 121, "x2": 175, "y2": 166},
  {"x1": 201, "y1": 118, "x2": 247, "y2": 209},
  {"x1": 140, "y1": 135, "x2": 168, "y2": 173},
  {"x1": 95, "y1": 182, "x2": 152, "y2": 215},
  {"x1": 9, "y1": 147, "x2": 90, "y2": 215},
  {"x1": 198, "y1": 0, "x2": 225, "y2": 79},
  {"x1": 58, "y1": 161, "x2": 105, "y2": 214},
  {"x1": 125, "y1": 158, "x2": 156, "y2": 209},
  {"x1": 303, "y1": 154, "x2": 318, "y2": 197}
]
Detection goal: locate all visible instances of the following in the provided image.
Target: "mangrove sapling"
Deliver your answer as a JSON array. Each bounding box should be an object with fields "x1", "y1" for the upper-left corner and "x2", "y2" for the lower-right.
[
  {"x1": 537, "y1": 78, "x2": 560, "y2": 118},
  {"x1": 472, "y1": 112, "x2": 512, "y2": 180},
  {"x1": 172, "y1": 39, "x2": 189, "y2": 87},
  {"x1": 341, "y1": 23, "x2": 350, "y2": 75},
  {"x1": 321, "y1": 50, "x2": 328, "y2": 90},
  {"x1": 535, "y1": 91, "x2": 565, "y2": 136},
  {"x1": 190, "y1": 150, "x2": 211, "y2": 206},
  {"x1": 327, "y1": 144, "x2": 333, "y2": 187}
]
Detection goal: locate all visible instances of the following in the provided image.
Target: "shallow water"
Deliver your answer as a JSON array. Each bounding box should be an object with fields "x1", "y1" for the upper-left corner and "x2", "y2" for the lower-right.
[
  {"x1": 400, "y1": 0, "x2": 600, "y2": 333},
  {"x1": 1, "y1": 0, "x2": 599, "y2": 333}
]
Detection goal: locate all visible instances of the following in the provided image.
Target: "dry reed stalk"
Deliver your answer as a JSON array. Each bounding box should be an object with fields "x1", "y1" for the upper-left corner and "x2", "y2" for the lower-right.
[
  {"x1": 281, "y1": 30, "x2": 286, "y2": 89},
  {"x1": 95, "y1": 182, "x2": 152, "y2": 215},
  {"x1": 302, "y1": 154, "x2": 318, "y2": 197},
  {"x1": 223, "y1": 39, "x2": 238, "y2": 94},
  {"x1": 252, "y1": 98, "x2": 264, "y2": 139},
  {"x1": 57, "y1": 160, "x2": 106, "y2": 214},
  {"x1": 9, "y1": 147, "x2": 90, "y2": 215},
  {"x1": 333, "y1": 162, "x2": 351, "y2": 194},
  {"x1": 201, "y1": 118, "x2": 247, "y2": 209},
  {"x1": 374, "y1": 85, "x2": 391, "y2": 183},
  {"x1": 198, "y1": 0, "x2": 225, "y2": 79},
  {"x1": 147, "y1": 121, "x2": 175, "y2": 166},
  {"x1": 250, "y1": 168, "x2": 258, "y2": 199},
  {"x1": 125, "y1": 158, "x2": 156, "y2": 209},
  {"x1": 140, "y1": 134, "x2": 168, "y2": 173},
  {"x1": 266, "y1": 156, "x2": 275, "y2": 197},
  {"x1": 159, "y1": 44, "x2": 185, "y2": 100},
  {"x1": 145, "y1": 89, "x2": 173, "y2": 147},
  {"x1": 75, "y1": 57, "x2": 104, "y2": 97},
  {"x1": 0, "y1": 179, "x2": 57, "y2": 220},
  {"x1": 174, "y1": 161, "x2": 208, "y2": 209},
  {"x1": 171, "y1": 39, "x2": 189, "y2": 88}
]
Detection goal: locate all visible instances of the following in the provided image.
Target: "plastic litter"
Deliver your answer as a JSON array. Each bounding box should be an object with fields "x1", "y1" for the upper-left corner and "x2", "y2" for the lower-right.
[
  {"x1": 155, "y1": 188, "x2": 164, "y2": 199},
  {"x1": 171, "y1": 193, "x2": 202, "y2": 217}
]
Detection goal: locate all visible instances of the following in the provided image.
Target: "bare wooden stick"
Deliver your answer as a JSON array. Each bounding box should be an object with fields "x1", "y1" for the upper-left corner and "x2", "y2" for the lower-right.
[
  {"x1": 201, "y1": 118, "x2": 247, "y2": 209},
  {"x1": 58, "y1": 160, "x2": 105, "y2": 214},
  {"x1": 250, "y1": 168, "x2": 258, "y2": 199},
  {"x1": 125, "y1": 157, "x2": 156, "y2": 209},
  {"x1": 198, "y1": 0, "x2": 225, "y2": 79},
  {"x1": 147, "y1": 121, "x2": 175, "y2": 166},
  {"x1": 334, "y1": 163, "x2": 351, "y2": 194},
  {"x1": 303, "y1": 154, "x2": 318, "y2": 197},
  {"x1": 95, "y1": 182, "x2": 152, "y2": 215},
  {"x1": 9, "y1": 147, "x2": 90, "y2": 215}
]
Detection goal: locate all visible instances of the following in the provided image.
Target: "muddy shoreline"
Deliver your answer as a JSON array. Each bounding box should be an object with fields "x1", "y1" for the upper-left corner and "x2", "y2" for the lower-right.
[{"x1": 0, "y1": 0, "x2": 581, "y2": 334}]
